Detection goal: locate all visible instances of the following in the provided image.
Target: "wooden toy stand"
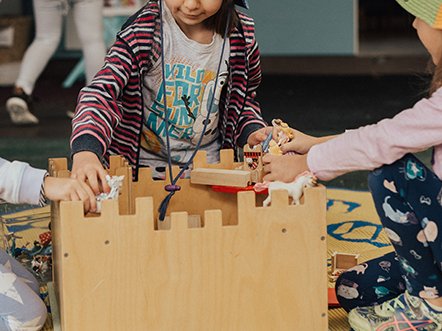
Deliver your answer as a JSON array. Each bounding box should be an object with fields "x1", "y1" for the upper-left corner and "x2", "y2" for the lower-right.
[{"x1": 49, "y1": 150, "x2": 328, "y2": 331}]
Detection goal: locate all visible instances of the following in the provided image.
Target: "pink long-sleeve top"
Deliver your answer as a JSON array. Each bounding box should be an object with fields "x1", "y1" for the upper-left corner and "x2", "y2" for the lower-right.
[{"x1": 308, "y1": 87, "x2": 442, "y2": 181}]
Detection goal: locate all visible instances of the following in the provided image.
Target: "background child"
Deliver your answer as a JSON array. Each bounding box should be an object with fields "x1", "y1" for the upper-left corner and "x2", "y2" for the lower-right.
[
  {"x1": 0, "y1": 157, "x2": 96, "y2": 330},
  {"x1": 6, "y1": 0, "x2": 106, "y2": 125},
  {"x1": 69, "y1": 0, "x2": 271, "y2": 193},
  {"x1": 262, "y1": 0, "x2": 442, "y2": 329}
]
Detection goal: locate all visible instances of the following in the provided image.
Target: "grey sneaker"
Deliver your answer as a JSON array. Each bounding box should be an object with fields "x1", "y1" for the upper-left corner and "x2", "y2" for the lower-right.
[
  {"x1": 348, "y1": 291, "x2": 442, "y2": 330},
  {"x1": 6, "y1": 88, "x2": 38, "y2": 125}
]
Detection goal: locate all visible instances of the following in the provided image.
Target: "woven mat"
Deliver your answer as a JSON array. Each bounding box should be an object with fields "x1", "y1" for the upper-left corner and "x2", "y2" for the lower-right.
[
  {"x1": 0, "y1": 188, "x2": 392, "y2": 331},
  {"x1": 0, "y1": 205, "x2": 53, "y2": 331}
]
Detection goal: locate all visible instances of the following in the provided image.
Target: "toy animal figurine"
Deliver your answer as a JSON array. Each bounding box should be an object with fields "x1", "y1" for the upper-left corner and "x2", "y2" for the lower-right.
[
  {"x1": 267, "y1": 140, "x2": 283, "y2": 155},
  {"x1": 262, "y1": 171, "x2": 317, "y2": 207},
  {"x1": 272, "y1": 119, "x2": 295, "y2": 147},
  {"x1": 261, "y1": 119, "x2": 295, "y2": 156},
  {"x1": 95, "y1": 175, "x2": 125, "y2": 213}
]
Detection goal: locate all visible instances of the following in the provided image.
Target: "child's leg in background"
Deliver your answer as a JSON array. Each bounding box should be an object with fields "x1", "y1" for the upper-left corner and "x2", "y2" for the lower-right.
[
  {"x1": 368, "y1": 154, "x2": 442, "y2": 300},
  {"x1": 15, "y1": 0, "x2": 64, "y2": 95},
  {"x1": 336, "y1": 252, "x2": 405, "y2": 311},
  {"x1": 72, "y1": 0, "x2": 106, "y2": 84},
  {"x1": 0, "y1": 250, "x2": 47, "y2": 330}
]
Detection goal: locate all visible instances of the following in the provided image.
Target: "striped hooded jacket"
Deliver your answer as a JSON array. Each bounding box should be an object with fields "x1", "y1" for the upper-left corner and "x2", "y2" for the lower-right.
[{"x1": 70, "y1": 0, "x2": 266, "y2": 175}]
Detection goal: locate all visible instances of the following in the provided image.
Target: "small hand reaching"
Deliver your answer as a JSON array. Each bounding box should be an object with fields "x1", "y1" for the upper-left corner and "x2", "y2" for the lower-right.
[
  {"x1": 71, "y1": 151, "x2": 111, "y2": 195},
  {"x1": 43, "y1": 176, "x2": 97, "y2": 212},
  {"x1": 247, "y1": 126, "x2": 278, "y2": 146},
  {"x1": 280, "y1": 129, "x2": 337, "y2": 155},
  {"x1": 262, "y1": 153, "x2": 309, "y2": 183},
  {"x1": 280, "y1": 129, "x2": 318, "y2": 155}
]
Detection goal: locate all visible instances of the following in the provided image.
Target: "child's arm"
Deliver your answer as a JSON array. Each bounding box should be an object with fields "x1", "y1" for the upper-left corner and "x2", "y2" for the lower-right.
[
  {"x1": 70, "y1": 37, "x2": 136, "y2": 182},
  {"x1": 263, "y1": 87, "x2": 442, "y2": 183},
  {"x1": 0, "y1": 157, "x2": 96, "y2": 212},
  {"x1": 235, "y1": 36, "x2": 267, "y2": 147},
  {"x1": 280, "y1": 129, "x2": 338, "y2": 155},
  {"x1": 0, "y1": 158, "x2": 46, "y2": 205},
  {"x1": 43, "y1": 176, "x2": 97, "y2": 212}
]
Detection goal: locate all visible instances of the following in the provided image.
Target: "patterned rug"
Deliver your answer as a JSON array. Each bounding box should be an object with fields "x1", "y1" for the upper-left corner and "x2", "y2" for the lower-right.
[
  {"x1": 326, "y1": 188, "x2": 393, "y2": 330},
  {"x1": 0, "y1": 188, "x2": 392, "y2": 331}
]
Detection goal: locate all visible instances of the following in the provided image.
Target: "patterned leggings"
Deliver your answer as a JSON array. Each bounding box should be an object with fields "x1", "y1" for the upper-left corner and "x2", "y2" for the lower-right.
[
  {"x1": 0, "y1": 249, "x2": 47, "y2": 330},
  {"x1": 335, "y1": 154, "x2": 442, "y2": 312}
]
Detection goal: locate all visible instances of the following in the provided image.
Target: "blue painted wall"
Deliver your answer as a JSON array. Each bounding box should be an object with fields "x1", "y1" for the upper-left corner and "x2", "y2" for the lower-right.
[{"x1": 247, "y1": 0, "x2": 357, "y2": 55}]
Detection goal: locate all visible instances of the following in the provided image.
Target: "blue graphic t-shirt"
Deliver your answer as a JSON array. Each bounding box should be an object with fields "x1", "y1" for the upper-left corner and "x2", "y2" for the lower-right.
[{"x1": 139, "y1": 4, "x2": 230, "y2": 178}]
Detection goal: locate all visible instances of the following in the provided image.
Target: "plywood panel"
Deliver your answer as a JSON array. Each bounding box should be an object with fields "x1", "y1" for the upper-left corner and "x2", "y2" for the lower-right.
[{"x1": 51, "y1": 154, "x2": 328, "y2": 331}]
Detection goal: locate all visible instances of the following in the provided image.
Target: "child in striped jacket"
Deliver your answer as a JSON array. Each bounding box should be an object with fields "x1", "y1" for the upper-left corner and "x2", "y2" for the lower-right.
[{"x1": 70, "y1": 0, "x2": 271, "y2": 193}]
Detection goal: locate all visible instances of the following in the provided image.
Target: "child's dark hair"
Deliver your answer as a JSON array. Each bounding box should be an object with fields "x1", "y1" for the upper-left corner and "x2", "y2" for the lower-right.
[{"x1": 204, "y1": 0, "x2": 239, "y2": 36}]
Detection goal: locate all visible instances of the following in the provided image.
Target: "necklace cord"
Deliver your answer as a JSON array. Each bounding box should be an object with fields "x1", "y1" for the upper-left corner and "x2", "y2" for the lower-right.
[{"x1": 158, "y1": 0, "x2": 232, "y2": 221}]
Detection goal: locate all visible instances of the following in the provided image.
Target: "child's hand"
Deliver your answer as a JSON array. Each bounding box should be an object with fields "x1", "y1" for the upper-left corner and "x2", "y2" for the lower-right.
[
  {"x1": 71, "y1": 151, "x2": 111, "y2": 195},
  {"x1": 43, "y1": 176, "x2": 97, "y2": 212},
  {"x1": 280, "y1": 129, "x2": 317, "y2": 155},
  {"x1": 262, "y1": 153, "x2": 309, "y2": 183},
  {"x1": 281, "y1": 130, "x2": 338, "y2": 155},
  {"x1": 247, "y1": 126, "x2": 276, "y2": 146}
]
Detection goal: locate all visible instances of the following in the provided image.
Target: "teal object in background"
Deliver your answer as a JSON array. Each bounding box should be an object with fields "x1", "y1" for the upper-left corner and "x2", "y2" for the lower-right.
[
  {"x1": 248, "y1": 0, "x2": 357, "y2": 55},
  {"x1": 62, "y1": 15, "x2": 128, "y2": 88}
]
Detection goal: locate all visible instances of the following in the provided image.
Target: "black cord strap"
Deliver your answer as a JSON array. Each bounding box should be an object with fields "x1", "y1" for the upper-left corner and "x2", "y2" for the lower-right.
[{"x1": 157, "y1": 0, "x2": 231, "y2": 221}]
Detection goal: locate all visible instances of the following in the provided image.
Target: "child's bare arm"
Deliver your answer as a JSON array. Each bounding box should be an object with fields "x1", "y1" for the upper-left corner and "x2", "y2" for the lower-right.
[{"x1": 281, "y1": 129, "x2": 338, "y2": 155}]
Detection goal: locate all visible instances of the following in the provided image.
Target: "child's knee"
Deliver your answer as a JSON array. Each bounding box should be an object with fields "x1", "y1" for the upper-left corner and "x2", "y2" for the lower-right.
[
  {"x1": 19, "y1": 298, "x2": 47, "y2": 331},
  {"x1": 335, "y1": 272, "x2": 361, "y2": 312}
]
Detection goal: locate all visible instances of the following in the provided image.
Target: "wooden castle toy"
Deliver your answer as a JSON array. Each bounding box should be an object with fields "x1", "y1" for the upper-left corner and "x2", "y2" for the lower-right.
[
  {"x1": 49, "y1": 150, "x2": 328, "y2": 331},
  {"x1": 190, "y1": 145, "x2": 264, "y2": 187}
]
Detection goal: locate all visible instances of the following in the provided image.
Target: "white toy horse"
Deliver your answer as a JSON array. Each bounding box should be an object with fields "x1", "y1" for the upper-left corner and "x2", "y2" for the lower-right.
[{"x1": 262, "y1": 171, "x2": 317, "y2": 207}]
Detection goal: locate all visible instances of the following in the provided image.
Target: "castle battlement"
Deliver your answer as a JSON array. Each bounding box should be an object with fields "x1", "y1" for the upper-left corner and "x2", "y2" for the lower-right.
[{"x1": 49, "y1": 152, "x2": 328, "y2": 331}]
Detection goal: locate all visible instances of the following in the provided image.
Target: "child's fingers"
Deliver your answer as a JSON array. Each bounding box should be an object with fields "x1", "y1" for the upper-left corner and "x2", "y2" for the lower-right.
[
  {"x1": 86, "y1": 171, "x2": 102, "y2": 195},
  {"x1": 280, "y1": 140, "x2": 298, "y2": 153},
  {"x1": 79, "y1": 193, "x2": 91, "y2": 213},
  {"x1": 80, "y1": 181, "x2": 97, "y2": 212},
  {"x1": 70, "y1": 191, "x2": 80, "y2": 202},
  {"x1": 262, "y1": 153, "x2": 274, "y2": 164},
  {"x1": 263, "y1": 171, "x2": 276, "y2": 182},
  {"x1": 255, "y1": 132, "x2": 267, "y2": 143},
  {"x1": 98, "y1": 169, "x2": 111, "y2": 193}
]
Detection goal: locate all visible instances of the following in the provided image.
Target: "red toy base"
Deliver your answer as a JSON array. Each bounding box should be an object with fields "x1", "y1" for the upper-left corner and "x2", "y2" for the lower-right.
[{"x1": 211, "y1": 185, "x2": 268, "y2": 194}]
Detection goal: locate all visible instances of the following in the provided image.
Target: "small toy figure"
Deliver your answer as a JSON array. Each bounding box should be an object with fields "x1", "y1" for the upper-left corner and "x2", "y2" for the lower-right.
[
  {"x1": 267, "y1": 140, "x2": 283, "y2": 155},
  {"x1": 329, "y1": 252, "x2": 360, "y2": 282},
  {"x1": 272, "y1": 119, "x2": 295, "y2": 147},
  {"x1": 261, "y1": 171, "x2": 317, "y2": 207},
  {"x1": 242, "y1": 144, "x2": 265, "y2": 184},
  {"x1": 261, "y1": 119, "x2": 295, "y2": 156},
  {"x1": 4, "y1": 231, "x2": 23, "y2": 258},
  {"x1": 95, "y1": 175, "x2": 125, "y2": 213},
  {"x1": 39, "y1": 231, "x2": 52, "y2": 247},
  {"x1": 31, "y1": 255, "x2": 51, "y2": 276}
]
